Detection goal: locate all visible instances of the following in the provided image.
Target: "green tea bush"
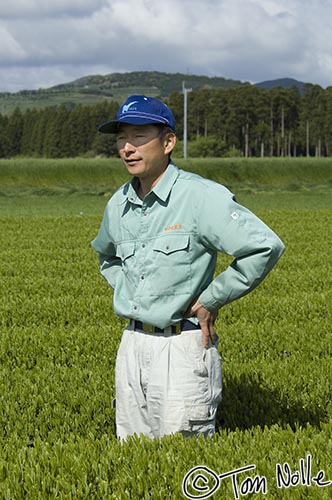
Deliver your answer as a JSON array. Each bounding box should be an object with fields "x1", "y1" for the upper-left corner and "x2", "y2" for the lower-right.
[{"x1": 0, "y1": 158, "x2": 332, "y2": 499}]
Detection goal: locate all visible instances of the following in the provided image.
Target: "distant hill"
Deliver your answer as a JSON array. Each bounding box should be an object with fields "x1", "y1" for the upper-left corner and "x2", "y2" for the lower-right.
[
  {"x1": 0, "y1": 71, "x2": 246, "y2": 115},
  {"x1": 0, "y1": 71, "x2": 314, "y2": 115},
  {"x1": 255, "y1": 77, "x2": 307, "y2": 94},
  {"x1": 51, "y1": 71, "x2": 246, "y2": 95}
]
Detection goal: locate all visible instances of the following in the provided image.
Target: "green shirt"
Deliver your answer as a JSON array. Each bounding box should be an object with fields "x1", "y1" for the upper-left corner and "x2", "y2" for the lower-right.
[{"x1": 91, "y1": 162, "x2": 285, "y2": 329}]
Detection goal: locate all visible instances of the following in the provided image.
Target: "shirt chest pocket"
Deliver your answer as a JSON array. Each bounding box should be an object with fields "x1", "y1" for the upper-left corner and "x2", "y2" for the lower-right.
[
  {"x1": 116, "y1": 241, "x2": 135, "y2": 261},
  {"x1": 116, "y1": 241, "x2": 136, "y2": 282},
  {"x1": 150, "y1": 234, "x2": 192, "y2": 296},
  {"x1": 153, "y1": 234, "x2": 190, "y2": 256}
]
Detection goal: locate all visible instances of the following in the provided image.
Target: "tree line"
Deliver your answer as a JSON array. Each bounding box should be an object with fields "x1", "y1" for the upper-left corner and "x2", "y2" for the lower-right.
[
  {"x1": 0, "y1": 83, "x2": 331, "y2": 158},
  {"x1": 0, "y1": 101, "x2": 119, "y2": 159},
  {"x1": 169, "y1": 83, "x2": 332, "y2": 158}
]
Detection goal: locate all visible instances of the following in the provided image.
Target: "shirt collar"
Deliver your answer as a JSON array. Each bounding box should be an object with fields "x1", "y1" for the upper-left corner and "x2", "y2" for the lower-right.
[
  {"x1": 126, "y1": 162, "x2": 179, "y2": 204},
  {"x1": 125, "y1": 177, "x2": 142, "y2": 205},
  {"x1": 151, "y1": 162, "x2": 179, "y2": 202}
]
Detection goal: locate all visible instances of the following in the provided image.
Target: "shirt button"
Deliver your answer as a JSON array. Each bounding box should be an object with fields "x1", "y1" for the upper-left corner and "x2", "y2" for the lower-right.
[
  {"x1": 140, "y1": 275, "x2": 145, "y2": 280},
  {"x1": 142, "y1": 243, "x2": 145, "y2": 248},
  {"x1": 133, "y1": 306, "x2": 138, "y2": 310}
]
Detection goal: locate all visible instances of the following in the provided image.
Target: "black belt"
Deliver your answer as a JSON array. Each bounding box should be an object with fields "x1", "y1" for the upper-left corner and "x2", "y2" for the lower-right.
[{"x1": 130, "y1": 319, "x2": 200, "y2": 334}]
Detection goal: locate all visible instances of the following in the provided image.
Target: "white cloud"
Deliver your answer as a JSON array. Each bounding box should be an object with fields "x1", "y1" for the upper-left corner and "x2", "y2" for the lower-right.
[
  {"x1": 0, "y1": 0, "x2": 108, "y2": 19},
  {"x1": 0, "y1": 0, "x2": 332, "y2": 92},
  {"x1": 0, "y1": 25, "x2": 26, "y2": 63}
]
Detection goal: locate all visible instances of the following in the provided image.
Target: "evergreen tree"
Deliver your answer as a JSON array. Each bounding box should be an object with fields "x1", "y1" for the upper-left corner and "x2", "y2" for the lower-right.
[
  {"x1": 323, "y1": 87, "x2": 332, "y2": 156},
  {"x1": 32, "y1": 109, "x2": 50, "y2": 157},
  {"x1": 299, "y1": 84, "x2": 325, "y2": 157},
  {"x1": 208, "y1": 89, "x2": 230, "y2": 145},
  {"x1": 168, "y1": 92, "x2": 183, "y2": 139},
  {"x1": 191, "y1": 89, "x2": 212, "y2": 138},
  {"x1": 5, "y1": 107, "x2": 24, "y2": 156},
  {"x1": 0, "y1": 114, "x2": 9, "y2": 158},
  {"x1": 252, "y1": 88, "x2": 270, "y2": 157},
  {"x1": 21, "y1": 108, "x2": 39, "y2": 156},
  {"x1": 43, "y1": 107, "x2": 69, "y2": 157}
]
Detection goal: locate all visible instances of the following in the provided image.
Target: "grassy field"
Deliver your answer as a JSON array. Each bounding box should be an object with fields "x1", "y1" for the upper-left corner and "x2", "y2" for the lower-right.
[
  {"x1": 1, "y1": 157, "x2": 332, "y2": 216},
  {"x1": 0, "y1": 157, "x2": 332, "y2": 499}
]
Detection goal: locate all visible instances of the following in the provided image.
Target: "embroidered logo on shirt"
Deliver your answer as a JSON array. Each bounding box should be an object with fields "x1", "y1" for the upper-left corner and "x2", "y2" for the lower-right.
[{"x1": 164, "y1": 224, "x2": 183, "y2": 231}]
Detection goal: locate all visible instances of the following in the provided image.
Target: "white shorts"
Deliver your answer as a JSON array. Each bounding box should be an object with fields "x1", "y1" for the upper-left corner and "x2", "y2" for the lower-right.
[{"x1": 115, "y1": 324, "x2": 222, "y2": 440}]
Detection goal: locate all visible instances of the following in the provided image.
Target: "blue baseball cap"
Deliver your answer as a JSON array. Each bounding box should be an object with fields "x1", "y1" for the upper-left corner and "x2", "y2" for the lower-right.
[{"x1": 98, "y1": 95, "x2": 176, "y2": 133}]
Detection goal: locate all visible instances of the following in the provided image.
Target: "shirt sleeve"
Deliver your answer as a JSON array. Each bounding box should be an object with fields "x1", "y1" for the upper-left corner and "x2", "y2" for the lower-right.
[
  {"x1": 196, "y1": 183, "x2": 285, "y2": 310},
  {"x1": 91, "y1": 205, "x2": 122, "y2": 290}
]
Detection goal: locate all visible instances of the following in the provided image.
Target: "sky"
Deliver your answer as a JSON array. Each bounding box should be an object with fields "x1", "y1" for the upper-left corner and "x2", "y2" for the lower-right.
[{"x1": 0, "y1": 0, "x2": 331, "y2": 93}]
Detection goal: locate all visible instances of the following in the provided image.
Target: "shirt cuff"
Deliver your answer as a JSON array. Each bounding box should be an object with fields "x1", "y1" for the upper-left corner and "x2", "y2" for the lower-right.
[{"x1": 198, "y1": 288, "x2": 223, "y2": 311}]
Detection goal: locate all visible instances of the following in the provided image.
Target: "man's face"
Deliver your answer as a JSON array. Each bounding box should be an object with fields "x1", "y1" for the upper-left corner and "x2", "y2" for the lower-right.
[{"x1": 116, "y1": 123, "x2": 175, "y2": 186}]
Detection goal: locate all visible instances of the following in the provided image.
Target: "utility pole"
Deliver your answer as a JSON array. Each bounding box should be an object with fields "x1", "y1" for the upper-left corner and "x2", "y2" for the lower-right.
[{"x1": 182, "y1": 81, "x2": 192, "y2": 159}]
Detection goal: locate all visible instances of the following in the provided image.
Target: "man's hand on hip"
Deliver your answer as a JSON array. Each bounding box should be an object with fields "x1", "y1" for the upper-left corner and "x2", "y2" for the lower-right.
[{"x1": 185, "y1": 300, "x2": 218, "y2": 348}]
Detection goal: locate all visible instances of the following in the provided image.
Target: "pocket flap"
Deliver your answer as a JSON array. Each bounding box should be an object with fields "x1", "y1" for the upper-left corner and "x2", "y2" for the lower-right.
[
  {"x1": 153, "y1": 234, "x2": 189, "y2": 255},
  {"x1": 188, "y1": 405, "x2": 216, "y2": 424},
  {"x1": 116, "y1": 241, "x2": 135, "y2": 260}
]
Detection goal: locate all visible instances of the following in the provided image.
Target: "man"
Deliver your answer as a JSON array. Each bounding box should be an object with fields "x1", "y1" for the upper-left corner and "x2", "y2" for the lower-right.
[{"x1": 91, "y1": 95, "x2": 285, "y2": 440}]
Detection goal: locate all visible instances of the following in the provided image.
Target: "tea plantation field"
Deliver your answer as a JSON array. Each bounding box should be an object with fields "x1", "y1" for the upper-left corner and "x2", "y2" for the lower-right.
[{"x1": 0, "y1": 158, "x2": 331, "y2": 499}]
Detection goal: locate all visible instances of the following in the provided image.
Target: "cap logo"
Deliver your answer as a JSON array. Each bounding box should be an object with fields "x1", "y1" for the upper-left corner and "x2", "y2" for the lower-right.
[{"x1": 122, "y1": 101, "x2": 139, "y2": 113}]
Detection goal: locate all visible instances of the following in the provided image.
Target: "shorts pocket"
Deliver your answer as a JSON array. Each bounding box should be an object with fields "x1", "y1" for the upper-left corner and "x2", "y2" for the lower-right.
[
  {"x1": 188, "y1": 404, "x2": 217, "y2": 424},
  {"x1": 186, "y1": 404, "x2": 217, "y2": 436},
  {"x1": 181, "y1": 332, "x2": 209, "y2": 378}
]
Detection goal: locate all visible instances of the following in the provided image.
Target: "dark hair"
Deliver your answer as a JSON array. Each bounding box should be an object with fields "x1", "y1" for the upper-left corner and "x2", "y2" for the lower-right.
[{"x1": 156, "y1": 124, "x2": 176, "y2": 138}]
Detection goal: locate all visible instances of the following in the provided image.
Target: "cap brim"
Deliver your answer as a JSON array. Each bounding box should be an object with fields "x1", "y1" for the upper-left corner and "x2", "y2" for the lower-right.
[{"x1": 98, "y1": 120, "x2": 119, "y2": 134}]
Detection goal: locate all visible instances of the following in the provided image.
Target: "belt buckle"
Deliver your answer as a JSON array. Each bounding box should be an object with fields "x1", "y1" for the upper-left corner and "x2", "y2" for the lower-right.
[
  {"x1": 142, "y1": 322, "x2": 154, "y2": 333},
  {"x1": 171, "y1": 322, "x2": 181, "y2": 334},
  {"x1": 140, "y1": 321, "x2": 181, "y2": 335}
]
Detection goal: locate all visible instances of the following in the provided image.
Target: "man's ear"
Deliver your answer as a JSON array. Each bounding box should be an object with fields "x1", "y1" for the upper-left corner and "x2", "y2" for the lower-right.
[{"x1": 164, "y1": 133, "x2": 176, "y2": 155}]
